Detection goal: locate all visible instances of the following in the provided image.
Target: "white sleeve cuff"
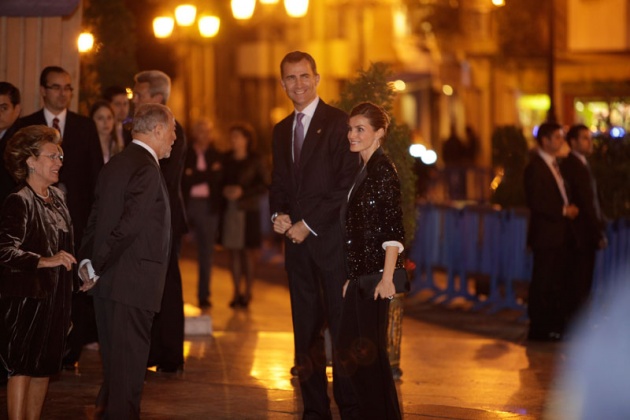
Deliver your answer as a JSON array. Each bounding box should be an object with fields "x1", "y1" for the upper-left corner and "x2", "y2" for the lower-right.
[
  {"x1": 382, "y1": 241, "x2": 404, "y2": 253},
  {"x1": 302, "y1": 219, "x2": 318, "y2": 236},
  {"x1": 79, "y1": 259, "x2": 97, "y2": 279}
]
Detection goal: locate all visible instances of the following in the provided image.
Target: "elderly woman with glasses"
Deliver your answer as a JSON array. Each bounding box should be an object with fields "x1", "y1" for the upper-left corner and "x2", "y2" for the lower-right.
[{"x1": 0, "y1": 125, "x2": 76, "y2": 419}]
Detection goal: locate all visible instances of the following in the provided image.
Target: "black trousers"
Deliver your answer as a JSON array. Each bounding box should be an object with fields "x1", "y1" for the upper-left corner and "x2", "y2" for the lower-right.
[
  {"x1": 337, "y1": 281, "x2": 402, "y2": 420},
  {"x1": 566, "y1": 247, "x2": 596, "y2": 326},
  {"x1": 528, "y1": 246, "x2": 571, "y2": 337},
  {"x1": 148, "y1": 241, "x2": 185, "y2": 368},
  {"x1": 286, "y1": 249, "x2": 357, "y2": 419},
  {"x1": 94, "y1": 297, "x2": 154, "y2": 420}
]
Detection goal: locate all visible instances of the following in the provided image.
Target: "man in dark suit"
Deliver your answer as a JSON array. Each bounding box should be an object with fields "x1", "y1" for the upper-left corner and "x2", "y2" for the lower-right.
[
  {"x1": 78, "y1": 103, "x2": 175, "y2": 418},
  {"x1": 561, "y1": 124, "x2": 606, "y2": 324},
  {"x1": 269, "y1": 51, "x2": 359, "y2": 418},
  {"x1": 132, "y1": 70, "x2": 187, "y2": 373},
  {"x1": 18, "y1": 66, "x2": 103, "y2": 369},
  {"x1": 0, "y1": 81, "x2": 21, "y2": 206},
  {"x1": 524, "y1": 122, "x2": 579, "y2": 342},
  {"x1": 181, "y1": 118, "x2": 224, "y2": 308}
]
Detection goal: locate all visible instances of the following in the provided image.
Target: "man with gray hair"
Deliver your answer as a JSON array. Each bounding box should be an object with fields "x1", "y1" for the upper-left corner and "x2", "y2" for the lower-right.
[
  {"x1": 132, "y1": 70, "x2": 187, "y2": 373},
  {"x1": 79, "y1": 103, "x2": 176, "y2": 418}
]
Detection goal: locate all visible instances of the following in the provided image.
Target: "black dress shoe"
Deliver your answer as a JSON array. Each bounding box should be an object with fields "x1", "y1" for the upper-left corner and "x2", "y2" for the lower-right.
[
  {"x1": 156, "y1": 363, "x2": 184, "y2": 373},
  {"x1": 238, "y1": 295, "x2": 251, "y2": 308},
  {"x1": 528, "y1": 330, "x2": 562, "y2": 342}
]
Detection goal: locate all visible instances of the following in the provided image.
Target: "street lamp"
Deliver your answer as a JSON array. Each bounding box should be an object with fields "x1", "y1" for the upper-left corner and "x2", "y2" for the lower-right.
[
  {"x1": 152, "y1": 5, "x2": 222, "y2": 130},
  {"x1": 231, "y1": 0, "x2": 308, "y2": 20},
  {"x1": 153, "y1": 5, "x2": 221, "y2": 39}
]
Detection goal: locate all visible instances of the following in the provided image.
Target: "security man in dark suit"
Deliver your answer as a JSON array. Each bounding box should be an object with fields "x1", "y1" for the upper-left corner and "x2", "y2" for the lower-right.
[
  {"x1": 17, "y1": 66, "x2": 103, "y2": 369},
  {"x1": 524, "y1": 122, "x2": 579, "y2": 342},
  {"x1": 132, "y1": 70, "x2": 187, "y2": 373},
  {"x1": 0, "y1": 81, "x2": 21, "y2": 206},
  {"x1": 269, "y1": 51, "x2": 359, "y2": 419},
  {"x1": 561, "y1": 124, "x2": 606, "y2": 324},
  {"x1": 0, "y1": 81, "x2": 21, "y2": 386},
  {"x1": 78, "y1": 103, "x2": 175, "y2": 419}
]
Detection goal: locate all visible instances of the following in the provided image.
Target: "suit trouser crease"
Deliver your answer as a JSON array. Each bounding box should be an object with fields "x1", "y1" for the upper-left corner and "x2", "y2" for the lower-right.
[
  {"x1": 286, "y1": 247, "x2": 357, "y2": 418},
  {"x1": 94, "y1": 296, "x2": 154, "y2": 419}
]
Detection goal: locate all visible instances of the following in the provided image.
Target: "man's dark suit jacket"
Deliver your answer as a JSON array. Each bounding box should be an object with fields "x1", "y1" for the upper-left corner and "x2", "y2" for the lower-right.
[
  {"x1": 561, "y1": 152, "x2": 605, "y2": 250},
  {"x1": 0, "y1": 123, "x2": 19, "y2": 205},
  {"x1": 17, "y1": 109, "x2": 103, "y2": 246},
  {"x1": 524, "y1": 152, "x2": 574, "y2": 249},
  {"x1": 80, "y1": 143, "x2": 171, "y2": 312},
  {"x1": 181, "y1": 144, "x2": 224, "y2": 213},
  {"x1": 269, "y1": 99, "x2": 358, "y2": 271}
]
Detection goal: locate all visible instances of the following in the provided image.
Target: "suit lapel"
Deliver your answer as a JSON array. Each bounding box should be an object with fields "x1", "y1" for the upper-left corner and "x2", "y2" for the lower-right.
[
  {"x1": 297, "y1": 102, "x2": 327, "y2": 169},
  {"x1": 536, "y1": 154, "x2": 565, "y2": 202}
]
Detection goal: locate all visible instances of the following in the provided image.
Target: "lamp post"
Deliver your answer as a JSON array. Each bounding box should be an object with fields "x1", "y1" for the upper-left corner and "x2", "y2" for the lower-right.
[
  {"x1": 152, "y1": 4, "x2": 221, "y2": 129},
  {"x1": 546, "y1": 0, "x2": 557, "y2": 123}
]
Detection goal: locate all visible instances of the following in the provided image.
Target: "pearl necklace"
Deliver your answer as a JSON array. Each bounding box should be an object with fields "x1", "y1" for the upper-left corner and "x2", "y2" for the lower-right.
[{"x1": 35, "y1": 189, "x2": 50, "y2": 200}]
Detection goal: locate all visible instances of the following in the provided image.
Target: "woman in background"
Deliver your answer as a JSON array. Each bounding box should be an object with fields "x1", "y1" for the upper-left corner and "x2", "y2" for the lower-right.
[
  {"x1": 338, "y1": 102, "x2": 404, "y2": 419},
  {"x1": 222, "y1": 123, "x2": 268, "y2": 308},
  {"x1": 90, "y1": 100, "x2": 123, "y2": 163},
  {"x1": 0, "y1": 125, "x2": 76, "y2": 419}
]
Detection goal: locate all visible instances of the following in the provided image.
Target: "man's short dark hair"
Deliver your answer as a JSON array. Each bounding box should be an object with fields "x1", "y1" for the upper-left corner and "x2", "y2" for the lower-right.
[
  {"x1": 566, "y1": 124, "x2": 589, "y2": 147},
  {"x1": 536, "y1": 121, "x2": 562, "y2": 146},
  {"x1": 0, "y1": 82, "x2": 20, "y2": 106},
  {"x1": 280, "y1": 51, "x2": 318, "y2": 77},
  {"x1": 103, "y1": 85, "x2": 128, "y2": 102},
  {"x1": 39, "y1": 66, "x2": 69, "y2": 87}
]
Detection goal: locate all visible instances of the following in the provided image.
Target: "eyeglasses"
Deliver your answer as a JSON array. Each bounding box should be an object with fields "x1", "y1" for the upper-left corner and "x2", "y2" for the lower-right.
[
  {"x1": 44, "y1": 84, "x2": 74, "y2": 93},
  {"x1": 40, "y1": 154, "x2": 64, "y2": 162}
]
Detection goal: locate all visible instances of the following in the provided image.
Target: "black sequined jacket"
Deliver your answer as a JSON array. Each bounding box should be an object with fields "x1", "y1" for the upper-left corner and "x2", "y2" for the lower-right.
[
  {"x1": 343, "y1": 147, "x2": 405, "y2": 281},
  {"x1": 0, "y1": 184, "x2": 74, "y2": 298}
]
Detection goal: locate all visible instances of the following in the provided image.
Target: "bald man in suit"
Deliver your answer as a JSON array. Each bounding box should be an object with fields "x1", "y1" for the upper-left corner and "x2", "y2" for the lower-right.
[{"x1": 79, "y1": 103, "x2": 175, "y2": 418}]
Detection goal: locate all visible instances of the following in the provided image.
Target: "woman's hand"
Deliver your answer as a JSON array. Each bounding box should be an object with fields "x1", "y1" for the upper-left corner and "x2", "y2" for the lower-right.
[
  {"x1": 38, "y1": 250, "x2": 77, "y2": 271},
  {"x1": 374, "y1": 277, "x2": 396, "y2": 301},
  {"x1": 342, "y1": 280, "x2": 349, "y2": 298}
]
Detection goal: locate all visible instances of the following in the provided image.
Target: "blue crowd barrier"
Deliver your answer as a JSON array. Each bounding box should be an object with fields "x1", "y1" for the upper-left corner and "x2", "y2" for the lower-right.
[
  {"x1": 410, "y1": 204, "x2": 532, "y2": 314},
  {"x1": 410, "y1": 204, "x2": 630, "y2": 315}
]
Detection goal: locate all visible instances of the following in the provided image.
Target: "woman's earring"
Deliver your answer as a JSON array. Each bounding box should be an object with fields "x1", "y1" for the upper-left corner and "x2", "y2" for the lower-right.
[{"x1": 28, "y1": 167, "x2": 35, "y2": 174}]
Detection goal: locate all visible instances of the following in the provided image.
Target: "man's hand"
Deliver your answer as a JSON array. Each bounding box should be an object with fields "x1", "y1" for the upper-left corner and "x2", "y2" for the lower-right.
[
  {"x1": 78, "y1": 262, "x2": 99, "y2": 292},
  {"x1": 273, "y1": 214, "x2": 292, "y2": 235},
  {"x1": 286, "y1": 220, "x2": 310, "y2": 244}
]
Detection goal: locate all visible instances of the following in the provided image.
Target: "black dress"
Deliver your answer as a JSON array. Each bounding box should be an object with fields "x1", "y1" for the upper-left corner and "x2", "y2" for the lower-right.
[
  {"x1": 0, "y1": 185, "x2": 73, "y2": 377},
  {"x1": 338, "y1": 148, "x2": 404, "y2": 419}
]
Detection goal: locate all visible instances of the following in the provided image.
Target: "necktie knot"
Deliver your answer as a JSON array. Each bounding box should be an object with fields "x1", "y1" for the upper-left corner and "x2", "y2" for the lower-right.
[{"x1": 52, "y1": 117, "x2": 61, "y2": 135}]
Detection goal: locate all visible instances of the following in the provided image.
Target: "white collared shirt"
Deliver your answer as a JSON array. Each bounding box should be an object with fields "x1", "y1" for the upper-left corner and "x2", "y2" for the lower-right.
[
  {"x1": 537, "y1": 148, "x2": 568, "y2": 205},
  {"x1": 132, "y1": 139, "x2": 159, "y2": 165},
  {"x1": 290, "y1": 97, "x2": 320, "y2": 236},
  {"x1": 292, "y1": 97, "x2": 320, "y2": 162},
  {"x1": 571, "y1": 150, "x2": 588, "y2": 166},
  {"x1": 43, "y1": 107, "x2": 67, "y2": 136}
]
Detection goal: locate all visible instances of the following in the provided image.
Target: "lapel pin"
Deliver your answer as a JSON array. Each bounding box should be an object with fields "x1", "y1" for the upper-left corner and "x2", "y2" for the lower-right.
[{"x1": 317, "y1": 128, "x2": 322, "y2": 134}]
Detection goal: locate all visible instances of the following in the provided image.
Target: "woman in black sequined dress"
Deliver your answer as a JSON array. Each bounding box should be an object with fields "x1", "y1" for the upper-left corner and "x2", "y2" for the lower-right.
[
  {"x1": 0, "y1": 126, "x2": 76, "y2": 419},
  {"x1": 338, "y1": 102, "x2": 404, "y2": 419}
]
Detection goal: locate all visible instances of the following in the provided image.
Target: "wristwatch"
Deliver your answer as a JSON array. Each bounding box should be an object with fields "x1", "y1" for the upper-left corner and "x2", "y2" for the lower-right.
[{"x1": 271, "y1": 212, "x2": 279, "y2": 223}]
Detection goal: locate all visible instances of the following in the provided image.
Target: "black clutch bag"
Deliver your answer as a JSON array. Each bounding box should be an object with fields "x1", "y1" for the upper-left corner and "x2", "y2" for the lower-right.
[{"x1": 357, "y1": 267, "x2": 410, "y2": 299}]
